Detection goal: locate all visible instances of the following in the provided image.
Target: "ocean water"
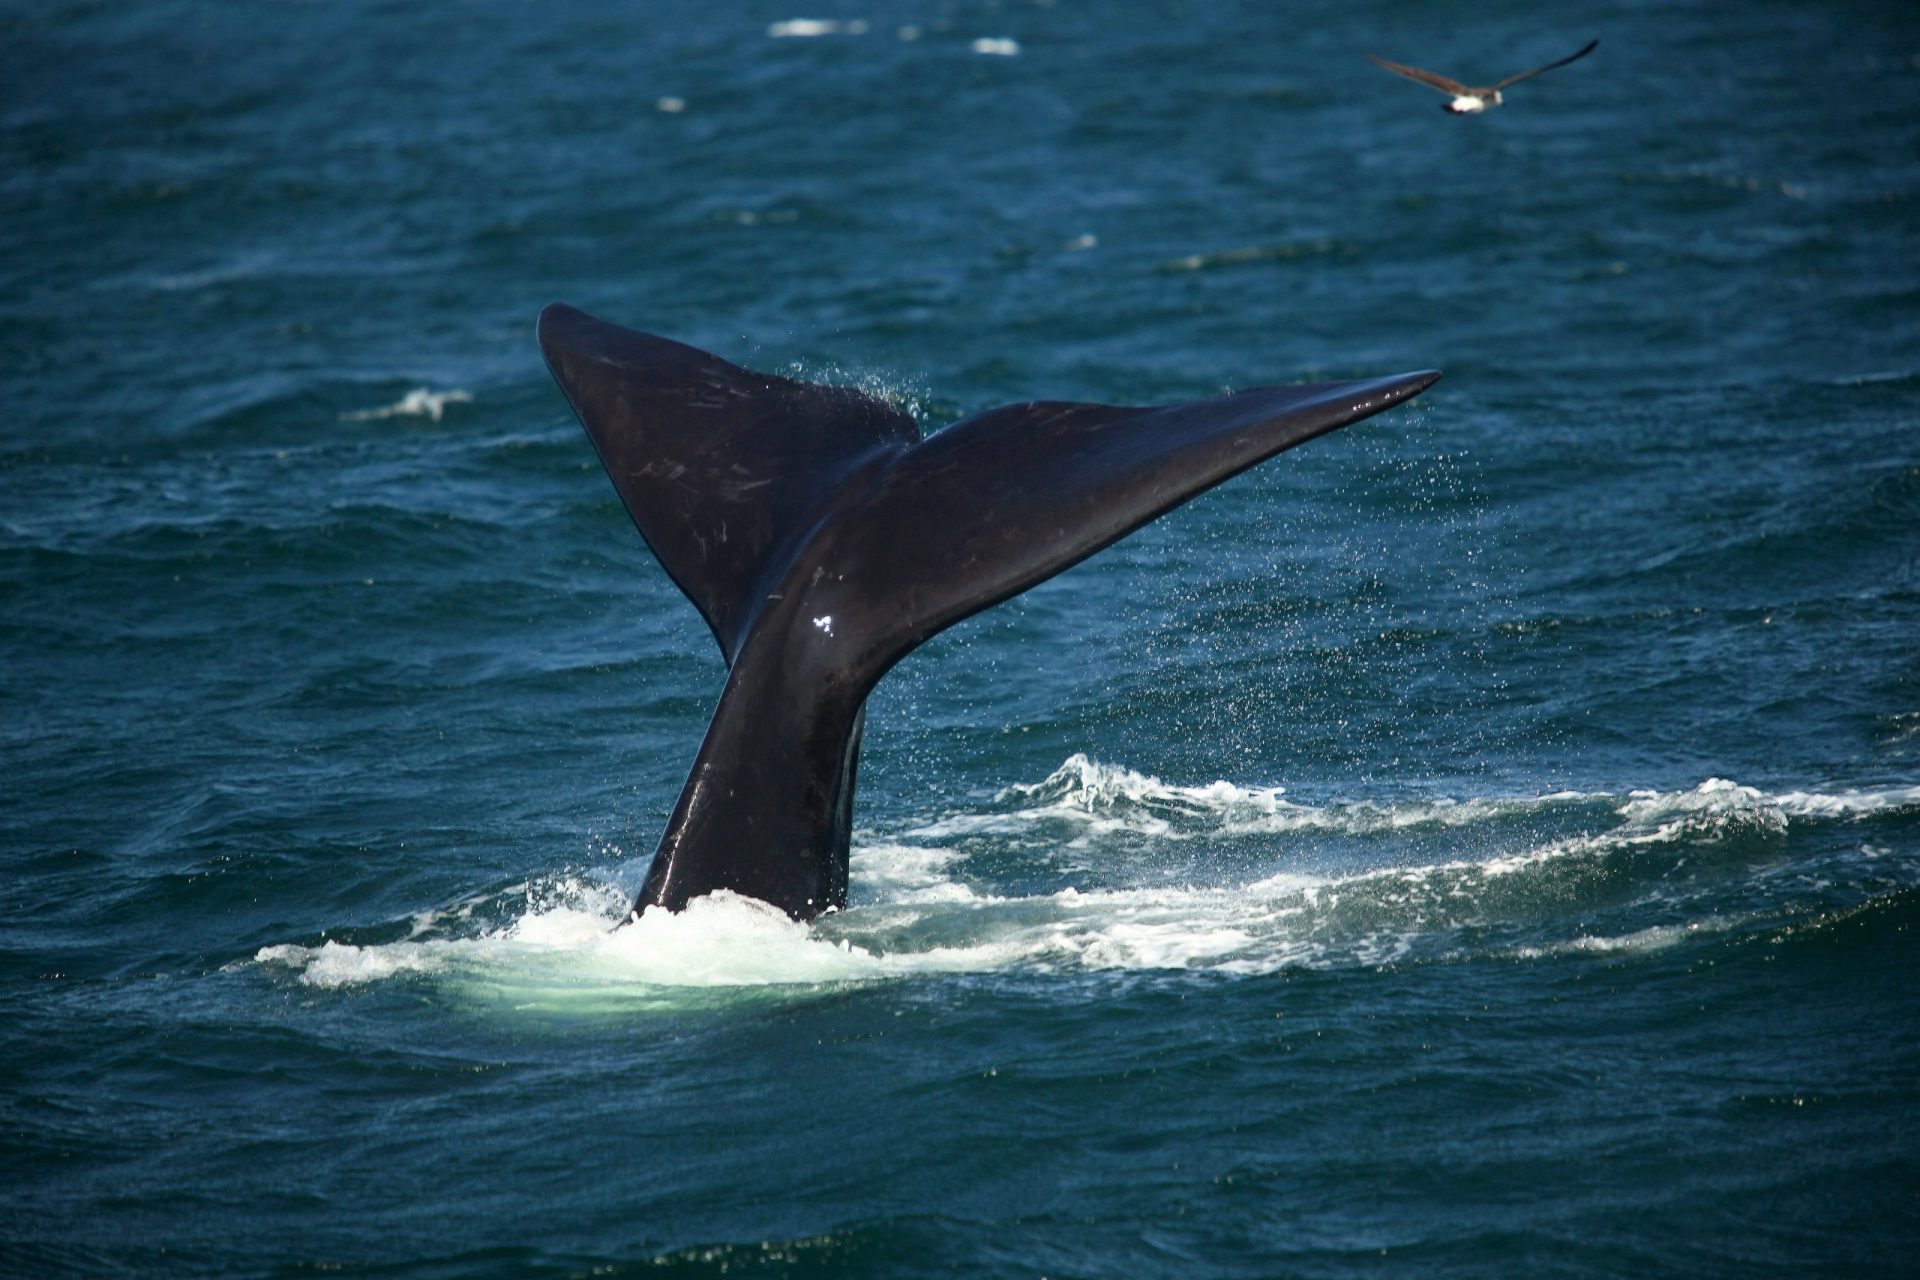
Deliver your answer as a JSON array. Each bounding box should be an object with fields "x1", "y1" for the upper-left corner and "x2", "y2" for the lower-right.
[{"x1": 4, "y1": 0, "x2": 1918, "y2": 1274}]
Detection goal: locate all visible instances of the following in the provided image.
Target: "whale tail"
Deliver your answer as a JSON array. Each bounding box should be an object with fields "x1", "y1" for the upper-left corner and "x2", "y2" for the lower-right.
[{"x1": 538, "y1": 304, "x2": 1438, "y2": 919}]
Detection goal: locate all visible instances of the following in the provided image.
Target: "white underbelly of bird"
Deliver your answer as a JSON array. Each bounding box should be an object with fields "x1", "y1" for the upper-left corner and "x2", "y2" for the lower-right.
[{"x1": 1365, "y1": 40, "x2": 1598, "y2": 118}]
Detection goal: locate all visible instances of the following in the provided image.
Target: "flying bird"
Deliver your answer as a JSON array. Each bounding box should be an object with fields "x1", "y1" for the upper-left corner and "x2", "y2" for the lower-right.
[{"x1": 1366, "y1": 39, "x2": 1599, "y2": 114}]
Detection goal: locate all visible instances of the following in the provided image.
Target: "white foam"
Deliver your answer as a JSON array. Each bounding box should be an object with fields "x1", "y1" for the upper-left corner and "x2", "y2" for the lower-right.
[
  {"x1": 955, "y1": 753, "x2": 1603, "y2": 842},
  {"x1": 1616, "y1": 778, "x2": 1789, "y2": 844},
  {"x1": 853, "y1": 842, "x2": 983, "y2": 903},
  {"x1": 249, "y1": 846, "x2": 1579, "y2": 1001},
  {"x1": 255, "y1": 871, "x2": 1381, "y2": 997},
  {"x1": 768, "y1": 18, "x2": 868, "y2": 38},
  {"x1": 257, "y1": 939, "x2": 449, "y2": 986},
  {"x1": 1511, "y1": 918, "x2": 1736, "y2": 959},
  {"x1": 947, "y1": 755, "x2": 1913, "y2": 844},
  {"x1": 257, "y1": 889, "x2": 889, "y2": 993},
  {"x1": 1773, "y1": 784, "x2": 1920, "y2": 818},
  {"x1": 971, "y1": 38, "x2": 1021, "y2": 56},
  {"x1": 251, "y1": 759, "x2": 1914, "y2": 1003},
  {"x1": 341, "y1": 388, "x2": 472, "y2": 423}
]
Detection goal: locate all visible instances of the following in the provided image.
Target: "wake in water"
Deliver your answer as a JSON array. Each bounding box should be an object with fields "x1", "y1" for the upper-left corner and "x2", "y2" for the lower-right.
[{"x1": 252, "y1": 756, "x2": 1920, "y2": 1004}]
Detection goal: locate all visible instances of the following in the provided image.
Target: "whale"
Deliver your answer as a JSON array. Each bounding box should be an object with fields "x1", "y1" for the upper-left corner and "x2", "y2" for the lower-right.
[{"x1": 537, "y1": 304, "x2": 1439, "y2": 922}]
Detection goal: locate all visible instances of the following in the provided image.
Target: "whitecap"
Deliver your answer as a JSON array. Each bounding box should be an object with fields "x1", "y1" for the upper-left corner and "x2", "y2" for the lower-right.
[
  {"x1": 341, "y1": 388, "x2": 473, "y2": 423},
  {"x1": 1615, "y1": 777, "x2": 1789, "y2": 843},
  {"x1": 768, "y1": 18, "x2": 868, "y2": 38},
  {"x1": 961, "y1": 753, "x2": 1609, "y2": 841},
  {"x1": 1772, "y1": 784, "x2": 1920, "y2": 818}
]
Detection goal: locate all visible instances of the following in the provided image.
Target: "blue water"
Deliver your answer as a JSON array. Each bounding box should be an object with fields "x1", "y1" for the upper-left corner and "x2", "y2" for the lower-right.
[{"x1": 4, "y1": 1, "x2": 1919, "y2": 1274}]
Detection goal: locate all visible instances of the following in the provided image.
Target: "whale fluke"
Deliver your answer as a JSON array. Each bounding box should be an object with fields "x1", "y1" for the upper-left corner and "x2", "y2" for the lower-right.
[{"x1": 538, "y1": 304, "x2": 1439, "y2": 920}]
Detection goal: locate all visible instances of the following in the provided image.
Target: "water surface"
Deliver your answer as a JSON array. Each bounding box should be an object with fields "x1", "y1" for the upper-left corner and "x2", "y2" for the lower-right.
[{"x1": 3, "y1": 1, "x2": 1918, "y2": 1274}]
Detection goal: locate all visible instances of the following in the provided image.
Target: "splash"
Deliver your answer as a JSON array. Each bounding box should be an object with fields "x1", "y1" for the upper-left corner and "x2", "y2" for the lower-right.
[
  {"x1": 778, "y1": 359, "x2": 934, "y2": 427},
  {"x1": 252, "y1": 758, "x2": 1916, "y2": 1005},
  {"x1": 257, "y1": 888, "x2": 887, "y2": 1000}
]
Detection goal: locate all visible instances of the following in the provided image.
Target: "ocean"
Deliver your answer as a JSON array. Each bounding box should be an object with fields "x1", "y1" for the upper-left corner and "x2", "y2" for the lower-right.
[{"x1": 3, "y1": 1, "x2": 1917, "y2": 1274}]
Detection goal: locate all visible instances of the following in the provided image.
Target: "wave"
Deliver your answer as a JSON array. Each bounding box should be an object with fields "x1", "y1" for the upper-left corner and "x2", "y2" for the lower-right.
[
  {"x1": 340, "y1": 388, "x2": 473, "y2": 423},
  {"x1": 249, "y1": 756, "x2": 1917, "y2": 1004},
  {"x1": 929, "y1": 754, "x2": 1916, "y2": 842},
  {"x1": 1157, "y1": 239, "x2": 1353, "y2": 274},
  {"x1": 767, "y1": 19, "x2": 868, "y2": 38},
  {"x1": 1771, "y1": 784, "x2": 1920, "y2": 818},
  {"x1": 120, "y1": 250, "x2": 283, "y2": 293}
]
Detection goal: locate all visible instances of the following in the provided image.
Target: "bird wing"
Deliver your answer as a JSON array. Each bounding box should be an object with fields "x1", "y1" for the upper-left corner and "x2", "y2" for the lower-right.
[
  {"x1": 1364, "y1": 54, "x2": 1471, "y2": 96},
  {"x1": 1492, "y1": 39, "x2": 1599, "y2": 90}
]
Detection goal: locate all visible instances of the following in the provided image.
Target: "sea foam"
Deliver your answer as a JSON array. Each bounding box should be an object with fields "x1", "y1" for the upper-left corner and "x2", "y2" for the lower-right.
[
  {"x1": 252, "y1": 757, "x2": 1916, "y2": 1003},
  {"x1": 767, "y1": 18, "x2": 867, "y2": 38},
  {"x1": 341, "y1": 388, "x2": 473, "y2": 422}
]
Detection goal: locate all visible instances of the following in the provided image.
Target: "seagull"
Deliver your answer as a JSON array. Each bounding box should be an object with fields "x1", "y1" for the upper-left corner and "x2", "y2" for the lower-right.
[{"x1": 1365, "y1": 39, "x2": 1599, "y2": 114}]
